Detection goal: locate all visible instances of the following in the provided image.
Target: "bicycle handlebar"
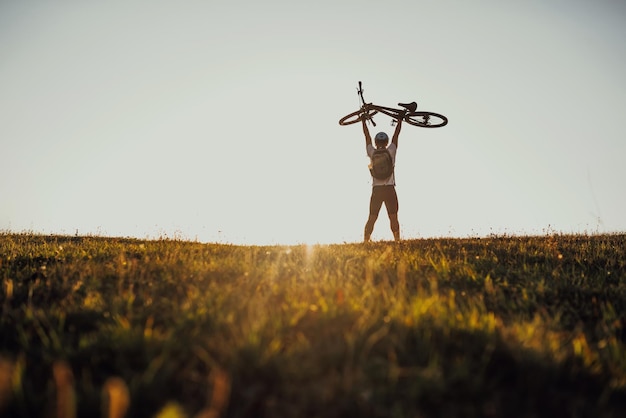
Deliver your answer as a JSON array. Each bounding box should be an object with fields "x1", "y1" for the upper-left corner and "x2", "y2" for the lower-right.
[{"x1": 357, "y1": 81, "x2": 377, "y2": 126}]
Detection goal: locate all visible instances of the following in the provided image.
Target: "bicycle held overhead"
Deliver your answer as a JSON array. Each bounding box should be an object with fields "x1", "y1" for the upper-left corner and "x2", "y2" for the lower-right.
[{"x1": 338, "y1": 81, "x2": 448, "y2": 128}]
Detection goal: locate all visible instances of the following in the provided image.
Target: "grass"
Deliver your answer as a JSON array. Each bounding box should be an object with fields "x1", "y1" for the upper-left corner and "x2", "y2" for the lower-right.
[{"x1": 0, "y1": 232, "x2": 625, "y2": 417}]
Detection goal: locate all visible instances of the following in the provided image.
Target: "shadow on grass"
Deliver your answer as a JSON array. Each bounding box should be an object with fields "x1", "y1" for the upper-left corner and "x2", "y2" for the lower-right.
[{"x1": 222, "y1": 313, "x2": 626, "y2": 418}]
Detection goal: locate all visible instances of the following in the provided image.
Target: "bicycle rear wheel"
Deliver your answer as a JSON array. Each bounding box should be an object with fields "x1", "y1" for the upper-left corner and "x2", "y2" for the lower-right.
[
  {"x1": 405, "y1": 111, "x2": 448, "y2": 128},
  {"x1": 339, "y1": 109, "x2": 378, "y2": 126}
]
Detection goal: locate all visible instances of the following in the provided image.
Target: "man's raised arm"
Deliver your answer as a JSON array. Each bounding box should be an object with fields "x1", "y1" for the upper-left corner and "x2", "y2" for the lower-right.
[
  {"x1": 391, "y1": 110, "x2": 406, "y2": 148},
  {"x1": 361, "y1": 114, "x2": 372, "y2": 148}
]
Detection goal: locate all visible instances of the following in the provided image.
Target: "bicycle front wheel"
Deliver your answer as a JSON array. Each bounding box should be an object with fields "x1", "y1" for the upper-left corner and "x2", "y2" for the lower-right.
[
  {"x1": 405, "y1": 111, "x2": 448, "y2": 128},
  {"x1": 339, "y1": 109, "x2": 378, "y2": 126}
]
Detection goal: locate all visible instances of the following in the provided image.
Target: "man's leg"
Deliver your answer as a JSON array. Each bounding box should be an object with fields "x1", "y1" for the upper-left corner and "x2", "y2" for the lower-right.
[
  {"x1": 384, "y1": 186, "x2": 400, "y2": 241},
  {"x1": 364, "y1": 188, "x2": 384, "y2": 242},
  {"x1": 390, "y1": 214, "x2": 400, "y2": 241},
  {"x1": 364, "y1": 215, "x2": 377, "y2": 242}
]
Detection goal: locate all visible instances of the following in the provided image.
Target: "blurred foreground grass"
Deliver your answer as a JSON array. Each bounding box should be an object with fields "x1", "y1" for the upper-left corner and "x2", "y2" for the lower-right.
[{"x1": 0, "y1": 233, "x2": 625, "y2": 417}]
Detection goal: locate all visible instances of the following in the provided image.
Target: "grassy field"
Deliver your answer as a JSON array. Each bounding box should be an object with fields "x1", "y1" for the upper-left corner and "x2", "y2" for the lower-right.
[{"x1": 0, "y1": 232, "x2": 625, "y2": 418}]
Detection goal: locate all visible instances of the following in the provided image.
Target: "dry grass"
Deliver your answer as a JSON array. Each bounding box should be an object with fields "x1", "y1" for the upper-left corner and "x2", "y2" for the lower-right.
[{"x1": 0, "y1": 232, "x2": 625, "y2": 417}]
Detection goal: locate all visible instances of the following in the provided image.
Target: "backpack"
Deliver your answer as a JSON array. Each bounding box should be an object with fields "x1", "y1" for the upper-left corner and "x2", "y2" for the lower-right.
[{"x1": 369, "y1": 149, "x2": 394, "y2": 180}]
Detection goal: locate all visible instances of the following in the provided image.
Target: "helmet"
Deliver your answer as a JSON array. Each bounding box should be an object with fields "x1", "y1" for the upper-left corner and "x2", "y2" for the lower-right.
[{"x1": 374, "y1": 132, "x2": 389, "y2": 143}]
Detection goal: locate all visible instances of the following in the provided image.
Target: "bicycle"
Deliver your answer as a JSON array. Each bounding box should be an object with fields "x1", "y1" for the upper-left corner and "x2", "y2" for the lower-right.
[{"x1": 338, "y1": 81, "x2": 448, "y2": 128}]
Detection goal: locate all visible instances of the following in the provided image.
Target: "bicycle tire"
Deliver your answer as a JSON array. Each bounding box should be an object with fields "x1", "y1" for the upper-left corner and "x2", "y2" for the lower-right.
[
  {"x1": 338, "y1": 109, "x2": 378, "y2": 126},
  {"x1": 405, "y1": 111, "x2": 448, "y2": 128}
]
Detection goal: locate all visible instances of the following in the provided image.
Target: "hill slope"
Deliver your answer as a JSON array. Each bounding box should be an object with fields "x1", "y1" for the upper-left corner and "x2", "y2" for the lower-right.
[{"x1": 1, "y1": 233, "x2": 625, "y2": 417}]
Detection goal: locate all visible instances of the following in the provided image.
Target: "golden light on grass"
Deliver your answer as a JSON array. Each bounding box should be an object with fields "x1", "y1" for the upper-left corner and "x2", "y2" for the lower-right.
[
  {"x1": 1, "y1": 233, "x2": 625, "y2": 416},
  {"x1": 52, "y1": 361, "x2": 76, "y2": 418},
  {"x1": 0, "y1": 356, "x2": 13, "y2": 412},
  {"x1": 195, "y1": 368, "x2": 231, "y2": 418},
  {"x1": 102, "y1": 377, "x2": 130, "y2": 418},
  {"x1": 154, "y1": 401, "x2": 186, "y2": 418}
]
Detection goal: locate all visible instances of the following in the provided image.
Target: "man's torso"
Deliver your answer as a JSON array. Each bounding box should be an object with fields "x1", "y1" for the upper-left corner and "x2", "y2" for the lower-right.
[{"x1": 367, "y1": 143, "x2": 397, "y2": 186}]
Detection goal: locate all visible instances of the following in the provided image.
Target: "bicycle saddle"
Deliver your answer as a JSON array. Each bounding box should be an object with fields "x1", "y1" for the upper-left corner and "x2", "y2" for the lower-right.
[{"x1": 398, "y1": 102, "x2": 417, "y2": 112}]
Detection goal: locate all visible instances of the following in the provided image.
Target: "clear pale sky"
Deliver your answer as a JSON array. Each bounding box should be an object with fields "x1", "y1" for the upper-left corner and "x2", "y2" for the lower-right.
[{"x1": 2, "y1": 0, "x2": 625, "y2": 245}]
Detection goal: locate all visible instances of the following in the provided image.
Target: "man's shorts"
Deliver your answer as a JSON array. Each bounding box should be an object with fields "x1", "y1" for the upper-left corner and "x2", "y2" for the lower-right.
[{"x1": 369, "y1": 185, "x2": 398, "y2": 216}]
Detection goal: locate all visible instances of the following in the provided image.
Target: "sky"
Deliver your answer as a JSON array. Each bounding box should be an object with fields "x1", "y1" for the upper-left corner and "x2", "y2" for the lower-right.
[{"x1": 1, "y1": 0, "x2": 625, "y2": 245}]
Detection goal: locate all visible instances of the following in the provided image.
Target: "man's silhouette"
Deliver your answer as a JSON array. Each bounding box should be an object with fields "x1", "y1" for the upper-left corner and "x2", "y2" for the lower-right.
[{"x1": 361, "y1": 113, "x2": 405, "y2": 242}]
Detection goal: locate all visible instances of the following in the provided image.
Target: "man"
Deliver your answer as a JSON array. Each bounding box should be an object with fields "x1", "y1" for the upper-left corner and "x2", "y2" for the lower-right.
[{"x1": 361, "y1": 112, "x2": 405, "y2": 242}]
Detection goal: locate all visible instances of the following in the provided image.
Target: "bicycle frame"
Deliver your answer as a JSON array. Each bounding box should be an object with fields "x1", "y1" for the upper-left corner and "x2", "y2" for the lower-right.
[
  {"x1": 363, "y1": 103, "x2": 417, "y2": 127},
  {"x1": 338, "y1": 81, "x2": 448, "y2": 128}
]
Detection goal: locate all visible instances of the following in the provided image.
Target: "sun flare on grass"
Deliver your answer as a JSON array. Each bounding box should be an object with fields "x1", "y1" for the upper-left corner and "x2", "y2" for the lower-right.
[{"x1": 1, "y1": 232, "x2": 625, "y2": 417}]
